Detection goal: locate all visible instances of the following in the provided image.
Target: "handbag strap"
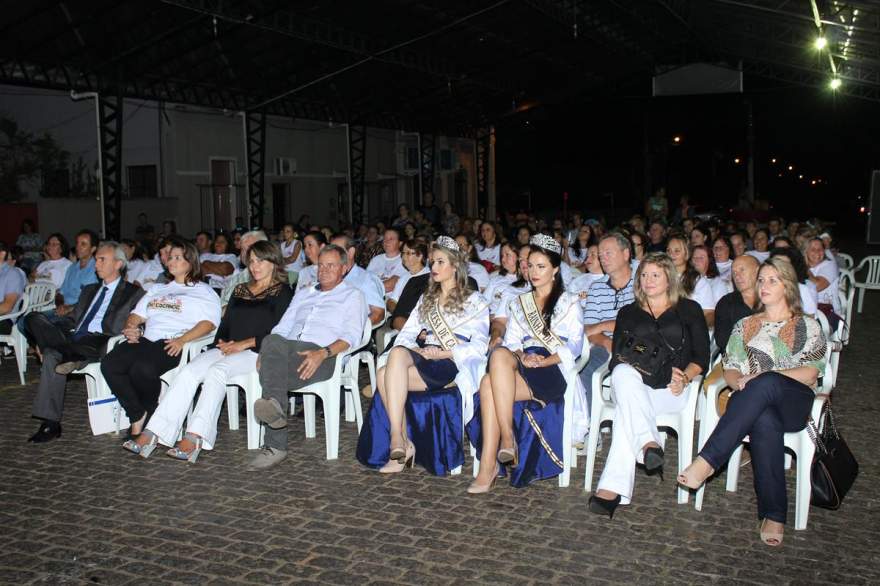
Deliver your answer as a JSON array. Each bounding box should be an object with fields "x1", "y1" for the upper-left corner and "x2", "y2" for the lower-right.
[{"x1": 646, "y1": 303, "x2": 685, "y2": 353}]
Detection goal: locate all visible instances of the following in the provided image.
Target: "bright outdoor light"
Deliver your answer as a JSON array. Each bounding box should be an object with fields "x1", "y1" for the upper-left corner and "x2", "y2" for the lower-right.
[
  {"x1": 815, "y1": 37, "x2": 828, "y2": 50},
  {"x1": 733, "y1": 157, "x2": 741, "y2": 164},
  {"x1": 673, "y1": 135, "x2": 681, "y2": 143},
  {"x1": 830, "y1": 78, "x2": 842, "y2": 90}
]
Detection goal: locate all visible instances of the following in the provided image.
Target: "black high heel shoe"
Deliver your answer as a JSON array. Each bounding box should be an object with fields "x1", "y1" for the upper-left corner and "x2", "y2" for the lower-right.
[
  {"x1": 588, "y1": 494, "x2": 622, "y2": 518},
  {"x1": 644, "y1": 446, "x2": 665, "y2": 481}
]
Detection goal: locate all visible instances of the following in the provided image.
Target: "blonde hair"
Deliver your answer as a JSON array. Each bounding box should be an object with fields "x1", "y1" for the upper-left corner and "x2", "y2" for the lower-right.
[
  {"x1": 756, "y1": 257, "x2": 803, "y2": 316},
  {"x1": 418, "y1": 243, "x2": 473, "y2": 321},
  {"x1": 633, "y1": 252, "x2": 685, "y2": 309}
]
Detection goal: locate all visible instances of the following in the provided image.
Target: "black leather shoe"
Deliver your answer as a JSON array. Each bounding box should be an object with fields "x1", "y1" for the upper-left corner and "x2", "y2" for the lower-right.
[
  {"x1": 28, "y1": 421, "x2": 62, "y2": 443},
  {"x1": 644, "y1": 446, "x2": 665, "y2": 480},
  {"x1": 588, "y1": 494, "x2": 622, "y2": 518}
]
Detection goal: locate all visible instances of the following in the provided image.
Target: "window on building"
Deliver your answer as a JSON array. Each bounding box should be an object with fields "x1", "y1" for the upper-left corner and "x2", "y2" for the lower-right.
[{"x1": 127, "y1": 165, "x2": 158, "y2": 198}]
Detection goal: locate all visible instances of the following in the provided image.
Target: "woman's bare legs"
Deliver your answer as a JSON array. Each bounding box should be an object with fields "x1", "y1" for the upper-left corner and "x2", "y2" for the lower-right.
[{"x1": 382, "y1": 348, "x2": 428, "y2": 452}]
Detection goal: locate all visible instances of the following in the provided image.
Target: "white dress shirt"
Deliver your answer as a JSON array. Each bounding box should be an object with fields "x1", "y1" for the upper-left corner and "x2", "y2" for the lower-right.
[
  {"x1": 271, "y1": 281, "x2": 367, "y2": 349},
  {"x1": 81, "y1": 277, "x2": 121, "y2": 334}
]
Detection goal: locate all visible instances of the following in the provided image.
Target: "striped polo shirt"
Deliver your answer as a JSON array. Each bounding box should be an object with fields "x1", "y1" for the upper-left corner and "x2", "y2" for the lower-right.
[{"x1": 583, "y1": 274, "x2": 635, "y2": 328}]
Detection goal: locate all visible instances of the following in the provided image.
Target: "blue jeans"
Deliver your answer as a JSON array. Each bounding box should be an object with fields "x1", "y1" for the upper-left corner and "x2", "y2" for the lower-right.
[
  {"x1": 577, "y1": 345, "x2": 610, "y2": 419},
  {"x1": 700, "y1": 371, "x2": 815, "y2": 524}
]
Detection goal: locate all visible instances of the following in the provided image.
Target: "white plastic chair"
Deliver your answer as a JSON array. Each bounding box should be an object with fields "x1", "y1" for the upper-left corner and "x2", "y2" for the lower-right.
[
  {"x1": 582, "y1": 360, "x2": 704, "y2": 505},
  {"x1": 472, "y1": 338, "x2": 588, "y2": 487},
  {"x1": 289, "y1": 320, "x2": 370, "y2": 459},
  {"x1": 853, "y1": 255, "x2": 880, "y2": 313},
  {"x1": 0, "y1": 282, "x2": 57, "y2": 384},
  {"x1": 74, "y1": 335, "x2": 128, "y2": 434},
  {"x1": 340, "y1": 319, "x2": 381, "y2": 422},
  {"x1": 836, "y1": 252, "x2": 854, "y2": 271},
  {"x1": 694, "y1": 333, "x2": 834, "y2": 529}
]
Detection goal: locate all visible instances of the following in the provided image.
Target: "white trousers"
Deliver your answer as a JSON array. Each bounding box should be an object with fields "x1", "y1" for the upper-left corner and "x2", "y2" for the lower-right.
[
  {"x1": 596, "y1": 363, "x2": 688, "y2": 504},
  {"x1": 147, "y1": 348, "x2": 257, "y2": 450}
]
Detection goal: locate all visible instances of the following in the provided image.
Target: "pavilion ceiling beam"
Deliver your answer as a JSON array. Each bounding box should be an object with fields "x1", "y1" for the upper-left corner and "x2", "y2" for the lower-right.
[{"x1": 158, "y1": 0, "x2": 515, "y2": 95}]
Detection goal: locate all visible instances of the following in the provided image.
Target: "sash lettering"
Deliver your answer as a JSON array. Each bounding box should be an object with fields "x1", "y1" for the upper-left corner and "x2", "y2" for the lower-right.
[
  {"x1": 519, "y1": 293, "x2": 563, "y2": 352},
  {"x1": 427, "y1": 299, "x2": 458, "y2": 351}
]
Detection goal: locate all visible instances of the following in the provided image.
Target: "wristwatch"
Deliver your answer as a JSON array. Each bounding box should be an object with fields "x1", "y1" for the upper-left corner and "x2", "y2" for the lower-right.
[{"x1": 323, "y1": 346, "x2": 332, "y2": 358}]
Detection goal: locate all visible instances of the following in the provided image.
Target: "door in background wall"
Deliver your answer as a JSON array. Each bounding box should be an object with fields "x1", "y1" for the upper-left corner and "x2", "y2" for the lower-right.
[
  {"x1": 272, "y1": 183, "x2": 288, "y2": 231},
  {"x1": 210, "y1": 159, "x2": 235, "y2": 231}
]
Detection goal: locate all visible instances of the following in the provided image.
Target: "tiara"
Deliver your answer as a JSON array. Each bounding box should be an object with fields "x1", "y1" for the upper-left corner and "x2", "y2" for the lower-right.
[
  {"x1": 530, "y1": 233, "x2": 561, "y2": 254},
  {"x1": 435, "y1": 235, "x2": 460, "y2": 251}
]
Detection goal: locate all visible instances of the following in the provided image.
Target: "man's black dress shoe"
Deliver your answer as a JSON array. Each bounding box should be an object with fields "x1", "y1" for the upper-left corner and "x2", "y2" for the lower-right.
[{"x1": 28, "y1": 421, "x2": 62, "y2": 443}]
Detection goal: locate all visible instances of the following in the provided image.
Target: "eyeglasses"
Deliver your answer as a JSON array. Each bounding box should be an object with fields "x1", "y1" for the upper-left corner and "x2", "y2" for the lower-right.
[{"x1": 317, "y1": 262, "x2": 343, "y2": 270}]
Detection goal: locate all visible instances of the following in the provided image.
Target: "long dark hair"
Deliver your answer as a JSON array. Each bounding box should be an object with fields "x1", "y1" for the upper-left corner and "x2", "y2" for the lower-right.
[
  {"x1": 497, "y1": 242, "x2": 518, "y2": 277},
  {"x1": 529, "y1": 245, "x2": 564, "y2": 336},
  {"x1": 570, "y1": 224, "x2": 595, "y2": 256},
  {"x1": 769, "y1": 247, "x2": 810, "y2": 284}
]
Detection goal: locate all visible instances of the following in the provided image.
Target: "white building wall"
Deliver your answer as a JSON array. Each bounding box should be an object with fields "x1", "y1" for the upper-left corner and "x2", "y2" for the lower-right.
[{"x1": 0, "y1": 84, "x2": 474, "y2": 239}]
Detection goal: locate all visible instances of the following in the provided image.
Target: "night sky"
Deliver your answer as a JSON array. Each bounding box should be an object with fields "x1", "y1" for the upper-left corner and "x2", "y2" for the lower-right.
[{"x1": 496, "y1": 78, "x2": 879, "y2": 231}]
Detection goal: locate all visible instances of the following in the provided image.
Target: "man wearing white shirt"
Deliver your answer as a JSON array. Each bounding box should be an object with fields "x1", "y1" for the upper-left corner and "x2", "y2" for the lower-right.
[
  {"x1": 366, "y1": 228, "x2": 408, "y2": 293},
  {"x1": 26, "y1": 242, "x2": 144, "y2": 443},
  {"x1": 251, "y1": 245, "x2": 368, "y2": 469},
  {"x1": 330, "y1": 233, "x2": 385, "y2": 326}
]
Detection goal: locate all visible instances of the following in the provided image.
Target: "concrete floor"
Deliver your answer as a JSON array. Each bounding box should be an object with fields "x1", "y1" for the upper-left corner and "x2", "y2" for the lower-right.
[{"x1": 0, "y1": 292, "x2": 877, "y2": 585}]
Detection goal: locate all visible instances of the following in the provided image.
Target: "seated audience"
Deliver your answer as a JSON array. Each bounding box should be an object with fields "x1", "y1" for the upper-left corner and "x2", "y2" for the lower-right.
[
  {"x1": 714, "y1": 255, "x2": 760, "y2": 353},
  {"x1": 589, "y1": 252, "x2": 709, "y2": 517},
  {"x1": 280, "y1": 223, "x2": 305, "y2": 272},
  {"x1": 475, "y1": 221, "x2": 502, "y2": 268},
  {"x1": 200, "y1": 232, "x2": 239, "y2": 291},
  {"x1": 367, "y1": 228, "x2": 408, "y2": 294},
  {"x1": 102, "y1": 238, "x2": 220, "y2": 439},
  {"x1": 805, "y1": 237, "x2": 841, "y2": 325},
  {"x1": 294, "y1": 231, "x2": 327, "y2": 292},
  {"x1": 387, "y1": 239, "x2": 428, "y2": 314},
  {"x1": 469, "y1": 234, "x2": 583, "y2": 492},
  {"x1": 746, "y1": 228, "x2": 771, "y2": 263},
  {"x1": 250, "y1": 244, "x2": 367, "y2": 469},
  {"x1": 454, "y1": 233, "x2": 490, "y2": 292},
  {"x1": 0, "y1": 244, "x2": 27, "y2": 334},
  {"x1": 373, "y1": 236, "x2": 488, "y2": 473},
  {"x1": 483, "y1": 242, "x2": 521, "y2": 316},
  {"x1": 679, "y1": 257, "x2": 827, "y2": 547},
  {"x1": 667, "y1": 234, "x2": 716, "y2": 326},
  {"x1": 692, "y1": 244, "x2": 731, "y2": 305},
  {"x1": 577, "y1": 233, "x2": 635, "y2": 428},
  {"x1": 330, "y1": 233, "x2": 385, "y2": 325},
  {"x1": 26, "y1": 241, "x2": 143, "y2": 442},
  {"x1": 567, "y1": 225, "x2": 596, "y2": 270},
  {"x1": 125, "y1": 241, "x2": 293, "y2": 459},
  {"x1": 220, "y1": 230, "x2": 268, "y2": 306},
  {"x1": 712, "y1": 235, "x2": 734, "y2": 283},
  {"x1": 769, "y1": 247, "x2": 818, "y2": 316},
  {"x1": 31, "y1": 233, "x2": 72, "y2": 289}
]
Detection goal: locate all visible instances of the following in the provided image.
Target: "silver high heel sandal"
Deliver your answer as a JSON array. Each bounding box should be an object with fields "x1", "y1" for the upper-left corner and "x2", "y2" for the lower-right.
[
  {"x1": 166, "y1": 432, "x2": 203, "y2": 463},
  {"x1": 122, "y1": 430, "x2": 158, "y2": 458}
]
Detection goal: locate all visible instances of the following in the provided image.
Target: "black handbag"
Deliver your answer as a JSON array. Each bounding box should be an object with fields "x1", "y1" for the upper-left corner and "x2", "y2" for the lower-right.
[
  {"x1": 807, "y1": 402, "x2": 858, "y2": 510},
  {"x1": 614, "y1": 308, "x2": 684, "y2": 389}
]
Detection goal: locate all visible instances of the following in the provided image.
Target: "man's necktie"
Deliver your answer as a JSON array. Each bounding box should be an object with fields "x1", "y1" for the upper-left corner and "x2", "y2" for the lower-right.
[{"x1": 73, "y1": 286, "x2": 108, "y2": 340}]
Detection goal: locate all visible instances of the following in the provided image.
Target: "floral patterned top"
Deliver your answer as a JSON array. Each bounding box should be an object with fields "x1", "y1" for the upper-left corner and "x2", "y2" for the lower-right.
[{"x1": 723, "y1": 313, "x2": 827, "y2": 391}]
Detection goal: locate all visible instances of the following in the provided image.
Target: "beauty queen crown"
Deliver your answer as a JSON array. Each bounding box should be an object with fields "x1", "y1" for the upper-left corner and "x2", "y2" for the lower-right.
[
  {"x1": 435, "y1": 235, "x2": 460, "y2": 251},
  {"x1": 530, "y1": 233, "x2": 562, "y2": 255}
]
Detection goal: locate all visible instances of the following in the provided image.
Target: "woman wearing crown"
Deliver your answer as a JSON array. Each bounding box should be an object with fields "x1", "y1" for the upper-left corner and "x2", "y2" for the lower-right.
[
  {"x1": 467, "y1": 234, "x2": 585, "y2": 492},
  {"x1": 364, "y1": 235, "x2": 489, "y2": 473}
]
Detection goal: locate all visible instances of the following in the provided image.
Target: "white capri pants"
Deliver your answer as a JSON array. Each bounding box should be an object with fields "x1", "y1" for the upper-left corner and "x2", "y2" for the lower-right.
[
  {"x1": 596, "y1": 363, "x2": 688, "y2": 505},
  {"x1": 146, "y1": 348, "x2": 257, "y2": 450}
]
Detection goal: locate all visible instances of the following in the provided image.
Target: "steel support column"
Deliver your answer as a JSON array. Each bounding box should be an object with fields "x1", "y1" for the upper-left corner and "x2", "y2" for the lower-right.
[
  {"x1": 98, "y1": 90, "x2": 123, "y2": 240},
  {"x1": 419, "y1": 132, "x2": 435, "y2": 205},
  {"x1": 245, "y1": 110, "x2": 266, "y2": 228},
  {"x1": 347, "y1": 124, "x2": 366, "y2": 225}
]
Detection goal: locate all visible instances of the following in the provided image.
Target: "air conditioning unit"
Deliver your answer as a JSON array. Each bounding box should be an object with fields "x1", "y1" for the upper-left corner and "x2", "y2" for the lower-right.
[{"x1": 274, "y1": 157, "x2": 296, "y2": 176}]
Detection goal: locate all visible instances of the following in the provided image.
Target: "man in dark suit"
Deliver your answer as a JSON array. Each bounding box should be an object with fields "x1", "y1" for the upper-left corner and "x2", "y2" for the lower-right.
[{"x1": 26, "y1": 241, "x2": 145, "y2": 443}]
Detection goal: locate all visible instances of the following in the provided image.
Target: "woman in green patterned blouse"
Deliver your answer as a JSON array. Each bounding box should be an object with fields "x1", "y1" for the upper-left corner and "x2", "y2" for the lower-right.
[{"x1": 678, "y1": 256, "x2": 827, "y2": 547}]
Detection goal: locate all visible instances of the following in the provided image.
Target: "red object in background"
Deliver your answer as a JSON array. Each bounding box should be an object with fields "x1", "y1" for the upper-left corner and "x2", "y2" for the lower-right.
[{"x1": 0, "y1": 203, "x2": 39, "y2": 246}]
